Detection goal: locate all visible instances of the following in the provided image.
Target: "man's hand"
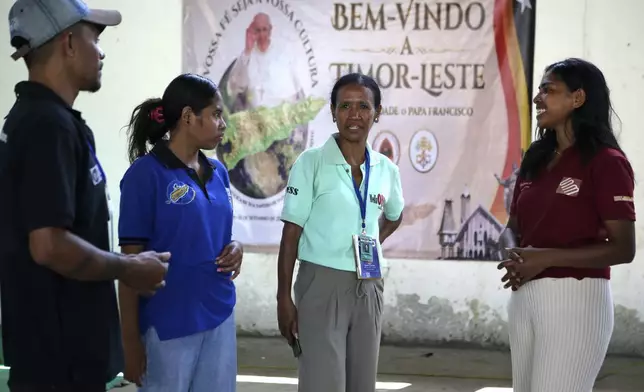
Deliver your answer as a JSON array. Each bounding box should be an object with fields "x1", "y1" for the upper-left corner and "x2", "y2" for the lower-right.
[
  {"x1": 120, "y1": 251, "x2": 171, "y2": 293},
  {"x1": 216, "y1": 241, "x2": 243, "y2": 280}
]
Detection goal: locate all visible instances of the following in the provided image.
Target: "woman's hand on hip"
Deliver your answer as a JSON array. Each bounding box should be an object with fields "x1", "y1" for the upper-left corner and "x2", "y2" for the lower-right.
[{"x1": 216, "y1": 240, "x2": 243, "y2": 280}]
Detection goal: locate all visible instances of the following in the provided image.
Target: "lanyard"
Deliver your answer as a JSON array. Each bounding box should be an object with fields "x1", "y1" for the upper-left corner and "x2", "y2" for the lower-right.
[
  {"x1": 352, "y1": 149, "x2": 371, "y2": 233},
  {"x1": 86, "y1": 138, "x2": 106, "y2": 184}
]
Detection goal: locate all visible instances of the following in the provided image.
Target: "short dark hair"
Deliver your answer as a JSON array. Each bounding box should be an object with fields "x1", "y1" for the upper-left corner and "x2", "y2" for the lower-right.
[
  {"x1": 11, "y1": 24, "x2": 87, "y2": 68},
  {"x1": 125, "y1": 73, "x2": 220, "y2": 164},
  {"x1": 330, "y1": 73, "x2": 382, "y2": 108},
  {"x1": 11, "y1": 36, "x2": 54, "y2": 68}
]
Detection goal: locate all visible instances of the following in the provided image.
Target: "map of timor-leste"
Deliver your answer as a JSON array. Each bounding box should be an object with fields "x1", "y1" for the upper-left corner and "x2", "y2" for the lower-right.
[{"x1": 220, "y1": 96, "x2": 326, "y2": 169}]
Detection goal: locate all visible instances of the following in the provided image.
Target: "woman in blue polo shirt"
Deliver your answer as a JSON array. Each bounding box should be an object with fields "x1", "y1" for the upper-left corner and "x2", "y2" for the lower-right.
[
  {"x1": 277, "y1": 73, "x2": 405, "y2": 392},
  {"x1": 117, "y1": 73, "x2": 242, "y2": 392}
]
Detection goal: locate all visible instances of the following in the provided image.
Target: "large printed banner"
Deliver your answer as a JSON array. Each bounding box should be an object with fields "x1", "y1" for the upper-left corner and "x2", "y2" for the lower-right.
[{"x1": 182, "y1": 0, "x2": 536, "y2": 261}]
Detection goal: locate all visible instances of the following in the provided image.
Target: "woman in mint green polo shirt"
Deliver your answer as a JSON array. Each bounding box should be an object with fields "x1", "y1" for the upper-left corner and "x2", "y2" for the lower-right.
[{"x1": 277, "y1": 73, "x2": 405, "y2": 392}]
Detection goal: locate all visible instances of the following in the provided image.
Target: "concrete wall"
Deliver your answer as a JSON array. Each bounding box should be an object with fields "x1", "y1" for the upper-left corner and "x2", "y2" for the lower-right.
[{"x1": 1, "y1": 0, "x2": 643, "y2": 355}]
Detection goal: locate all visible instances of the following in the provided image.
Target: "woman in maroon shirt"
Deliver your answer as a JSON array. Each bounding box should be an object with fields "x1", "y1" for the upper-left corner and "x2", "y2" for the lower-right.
[{"x1": 499, "y1": 58, "x2": 636, "y2": 392}]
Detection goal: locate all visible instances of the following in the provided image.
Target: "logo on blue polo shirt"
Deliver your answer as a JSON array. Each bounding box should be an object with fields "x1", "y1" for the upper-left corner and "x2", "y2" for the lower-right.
[{"x1": 166, "y1": 180, "x2": 196, "y2": 205}]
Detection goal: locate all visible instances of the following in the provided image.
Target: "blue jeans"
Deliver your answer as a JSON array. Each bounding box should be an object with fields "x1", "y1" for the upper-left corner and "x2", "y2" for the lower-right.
[{"x1": 139, "y1": 313, "x2": 237, "y2": 392}]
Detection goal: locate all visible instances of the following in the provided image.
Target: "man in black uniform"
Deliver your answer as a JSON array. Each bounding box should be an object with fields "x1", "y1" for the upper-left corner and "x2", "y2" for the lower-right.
[{"x1": 0, "y1": 1, "x2": 172, "y2": 391}]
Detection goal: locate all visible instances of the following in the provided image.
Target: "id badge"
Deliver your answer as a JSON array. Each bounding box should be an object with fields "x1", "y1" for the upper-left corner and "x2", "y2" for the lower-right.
[{"x1": 352, "y1": 234, "x2": 382, "y2": 280}]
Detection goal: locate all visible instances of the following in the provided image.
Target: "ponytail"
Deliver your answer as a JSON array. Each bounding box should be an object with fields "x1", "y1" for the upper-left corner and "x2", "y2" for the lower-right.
[
  {"x1": 126, "y1": 98, "x2": 168, "y2": 164},
  {"x1": 126, "y1": 73, "x2": 221, "y2": 164}
]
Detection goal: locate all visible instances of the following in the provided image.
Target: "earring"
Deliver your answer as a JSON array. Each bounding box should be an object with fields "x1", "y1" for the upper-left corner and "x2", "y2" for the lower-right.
[
  {"x1": 374, "y1": 118, "x2": 379, "y2": 123},
  {"x1": 332, "y1": 117, "x2": 336, "y2": 123}
]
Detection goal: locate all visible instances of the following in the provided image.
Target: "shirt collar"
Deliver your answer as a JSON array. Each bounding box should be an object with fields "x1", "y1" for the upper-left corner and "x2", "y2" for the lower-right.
[
  {"x1": 14, "y1": 81, "x2": 83, "y2": 120},
  {"x1": 322, "y1": 133, "x2": 380, "y2": 166},
  {"x1": 150, "y1": 141, "x2": 216, "y2": 179}
]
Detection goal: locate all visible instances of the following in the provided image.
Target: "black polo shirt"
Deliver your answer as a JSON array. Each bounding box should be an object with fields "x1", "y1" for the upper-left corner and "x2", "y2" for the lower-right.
[{"x1": 0, "y1": 82, "x2": 123, "y2": 385}]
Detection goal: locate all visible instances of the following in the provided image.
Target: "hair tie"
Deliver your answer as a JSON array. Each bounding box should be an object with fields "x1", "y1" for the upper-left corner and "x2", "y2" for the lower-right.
[{"x1": 149, "y1": 105, "x2": 164, "y2": 124}]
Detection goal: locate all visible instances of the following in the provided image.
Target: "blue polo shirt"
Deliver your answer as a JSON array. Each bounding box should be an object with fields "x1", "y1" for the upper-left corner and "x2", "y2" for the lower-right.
[{"x1": 118, "y1": 142, "x2": 235, "y2": 341}]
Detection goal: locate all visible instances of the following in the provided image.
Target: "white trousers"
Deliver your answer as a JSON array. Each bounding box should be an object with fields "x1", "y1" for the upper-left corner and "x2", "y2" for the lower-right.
[{"x1": 508, "y1": 277, "x2": 613, "y2": 392}]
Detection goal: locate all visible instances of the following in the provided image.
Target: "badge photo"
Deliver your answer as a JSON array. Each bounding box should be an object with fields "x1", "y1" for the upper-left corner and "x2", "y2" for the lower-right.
[{"x1": 352, "y1": 234, "x2": 382, "y2": 280}]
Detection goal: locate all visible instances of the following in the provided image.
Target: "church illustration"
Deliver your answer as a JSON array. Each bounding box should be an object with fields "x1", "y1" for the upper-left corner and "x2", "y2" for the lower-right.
[{"x1": 436, "y1": 188, "x2": 505, "y2": 261}]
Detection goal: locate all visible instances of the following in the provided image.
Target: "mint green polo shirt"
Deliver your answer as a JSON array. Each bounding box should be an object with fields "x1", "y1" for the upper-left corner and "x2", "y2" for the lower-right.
[{"x1": 280, "y1": 133, "x2": 405, "y2": 272}]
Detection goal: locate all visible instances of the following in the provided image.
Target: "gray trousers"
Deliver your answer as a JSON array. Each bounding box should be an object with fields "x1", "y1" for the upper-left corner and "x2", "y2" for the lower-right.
[{"x1": 294, "y1": 261, "x2": 384, "y2": 392}]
